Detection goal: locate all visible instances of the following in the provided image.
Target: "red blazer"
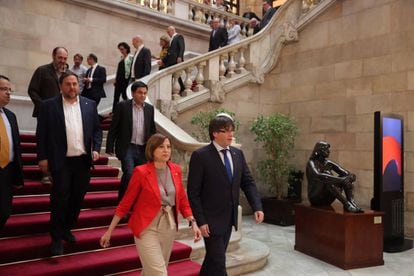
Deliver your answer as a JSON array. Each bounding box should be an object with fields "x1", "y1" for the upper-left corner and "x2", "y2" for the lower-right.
[{"x1": 115, "y1": 161, "x2": 193, "y2": 238}]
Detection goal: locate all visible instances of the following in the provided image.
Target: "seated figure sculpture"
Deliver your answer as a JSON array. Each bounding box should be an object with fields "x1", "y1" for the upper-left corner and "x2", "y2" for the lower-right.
[{"x1": 306, "y1": 141, "x2": 363, "y2": 213}]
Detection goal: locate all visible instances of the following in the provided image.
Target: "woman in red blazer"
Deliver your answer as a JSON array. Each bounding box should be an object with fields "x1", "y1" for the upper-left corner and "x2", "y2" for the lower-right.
[{"x1": 100, "y1": 133, "x2": 201, "y2": 275}]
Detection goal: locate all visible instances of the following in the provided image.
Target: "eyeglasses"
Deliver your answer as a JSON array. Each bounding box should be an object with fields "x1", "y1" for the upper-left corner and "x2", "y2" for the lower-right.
[{"x1": 0, "y1": 87, "x2": 13, "y2": 93}]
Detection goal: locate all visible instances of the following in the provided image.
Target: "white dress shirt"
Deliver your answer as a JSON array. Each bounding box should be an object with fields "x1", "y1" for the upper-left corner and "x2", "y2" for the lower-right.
[
  {"x1": 213, "y1": 141, "x2": 234, "y2": 174},
  {"x1": 62, "y1": 96, "x2": 86, "y2": 156}
]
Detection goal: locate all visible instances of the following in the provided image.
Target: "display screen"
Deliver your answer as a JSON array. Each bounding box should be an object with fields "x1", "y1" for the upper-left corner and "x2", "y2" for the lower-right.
[{"x1": 382, "y1": 117, "x2": 403, "y2": 192}]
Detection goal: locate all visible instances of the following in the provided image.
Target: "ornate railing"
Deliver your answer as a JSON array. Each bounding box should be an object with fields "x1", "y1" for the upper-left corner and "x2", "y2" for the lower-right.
[{"x1": 121, "y1": 0, "x2": 252, "y2": 36}]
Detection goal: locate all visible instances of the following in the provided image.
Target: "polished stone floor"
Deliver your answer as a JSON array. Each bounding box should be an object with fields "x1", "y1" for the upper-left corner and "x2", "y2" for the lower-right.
[{"x1": 241, "y1": 216, "x2": 414, "y2": 276}]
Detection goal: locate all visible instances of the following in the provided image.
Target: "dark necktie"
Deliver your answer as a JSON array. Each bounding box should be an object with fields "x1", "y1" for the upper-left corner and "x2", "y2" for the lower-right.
[{"x1": 221, "y1": 149, "x2": 232, "y2": 183}]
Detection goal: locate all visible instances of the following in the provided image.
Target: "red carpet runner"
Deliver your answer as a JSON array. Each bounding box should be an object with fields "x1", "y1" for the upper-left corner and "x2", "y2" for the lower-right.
[{"x1": 0, "y1": 131, "x2": 200, "y2": 275}]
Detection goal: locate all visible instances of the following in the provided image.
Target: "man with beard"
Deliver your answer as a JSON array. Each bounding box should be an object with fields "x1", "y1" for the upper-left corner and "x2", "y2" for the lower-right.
[
  {"x1": 36, "y1": 72, "x2": 102, "y2": 255},
  {"x1": 28, "y1": 46, "x2": 70, "y2": 184}
]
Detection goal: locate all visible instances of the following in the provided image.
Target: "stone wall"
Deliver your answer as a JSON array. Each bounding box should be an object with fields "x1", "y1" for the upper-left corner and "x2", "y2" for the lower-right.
[
  {"x1": 176, "y1": 0, "x2": 414, "y2": 235},
  {"x1": 0, "y1": 0, "x2": 209, "y2": 95}
]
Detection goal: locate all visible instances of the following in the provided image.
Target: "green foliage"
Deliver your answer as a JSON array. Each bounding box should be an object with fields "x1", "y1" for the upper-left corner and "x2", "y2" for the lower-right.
[
  {"x1": 190, "y1": 108, "x2": 239, "y2": 142},
  {"x1": 250, "y1": 113, "x2": 298, "y2": 198}
]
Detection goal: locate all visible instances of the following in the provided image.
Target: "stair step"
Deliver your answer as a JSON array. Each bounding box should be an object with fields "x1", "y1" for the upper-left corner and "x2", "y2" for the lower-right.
[
  {"x1": 23, "y1": 165, "x2": 119, "y2": 180},
  {"x1": 0, "y1": 225, "x2": 132, "y2": 264},
  {"x1": 15, "y1": 178, "x2": 120, "y2": 196},
  {"x1": 117, "y1": 260, "x2": 200, "y2": 276},
  {"x1": 21, "y1": 142, "x2": 37, "y2": 153},
  {"x1": 1, "y1": 208, "x2": 118, "y2": 238},
  {"x1": 0, "y1": 242, "x2": 192, "y2": 276},
  {"x1": 20, "y1": 134, "x2": 37, "y2": 143},
  {"x1": 22, "y1": 154, "x2": 109, "y2": 166},
  {"x1": 12, "y1": 192, "x2": 118, "y2": 214}
]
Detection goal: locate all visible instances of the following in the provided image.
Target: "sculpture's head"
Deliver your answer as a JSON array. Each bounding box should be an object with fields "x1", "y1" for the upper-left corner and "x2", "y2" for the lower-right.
[{"x1": 310, "y1": 141, "x2": 330, "y2": 159}]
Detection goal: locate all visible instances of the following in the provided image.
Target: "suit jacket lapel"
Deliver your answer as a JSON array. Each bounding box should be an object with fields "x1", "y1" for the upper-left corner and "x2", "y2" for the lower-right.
[
  {"x1": 48, "y1": 63, "x2": 59, "y2": 87},
  {"x1": 145, "y1": 163, "x2": 161, "y2": 202},
  {"x1": 79, "y1": 97, "x2": 88, "y2": 146},
  {"x1": 127, "y1": 99, "x2": 133, "y2": 138}
]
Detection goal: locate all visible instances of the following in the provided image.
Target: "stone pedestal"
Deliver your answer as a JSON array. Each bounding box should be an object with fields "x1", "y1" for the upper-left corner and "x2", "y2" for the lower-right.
[{"x1": 294, "y1": 204, "x2": 384, "y2": 269}]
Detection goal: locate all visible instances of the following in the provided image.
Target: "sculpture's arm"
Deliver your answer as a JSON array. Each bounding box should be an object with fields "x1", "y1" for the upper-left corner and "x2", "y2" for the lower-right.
[{"x1": 308, "y1": 160, "x2": 348, "y2": 185}]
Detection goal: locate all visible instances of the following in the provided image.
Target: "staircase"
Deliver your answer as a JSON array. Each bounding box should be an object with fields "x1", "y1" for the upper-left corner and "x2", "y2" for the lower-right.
[{"x1": 0, "y1": 131, "x2": 201, "y2": 275}]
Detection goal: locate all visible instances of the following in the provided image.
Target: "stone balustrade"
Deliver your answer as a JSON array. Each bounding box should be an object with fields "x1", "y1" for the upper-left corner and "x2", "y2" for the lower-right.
[
  {"x1": 141, "y1": 0, "x2": 334, "y2": 122},
  {"x1": 122, "y1": 0, "x2": 252, "y2": 36}
]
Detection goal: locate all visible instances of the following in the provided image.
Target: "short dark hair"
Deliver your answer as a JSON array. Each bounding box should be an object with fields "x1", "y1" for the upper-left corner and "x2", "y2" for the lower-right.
[
  {"x1": 131, "y1": 81, "x2": 148, "y2": 93},
  {"x1": 59, "y1": 72, "x2": 79, "y2": 84},
  {"x1": 145, "y1": 133, "x2": 170, "y2": 162},
  {"x1": 87, "y1": 53, "x2": 98, "y2": 62},
  {"x1": 74, "y1": 53, "x2": 83, "y2": 60},
  {"x1": 208, "y1": 116, "x2": 235, "y2": 141},
  {"x1": 52, "y1": 47, "x2": 68, "y2": 56},
  {"x1": 117, "y1": 42, "x2": 131, "y2": 54},
  {"x1": 0, "y1": 75, "x2": 10, "y2": 81}
]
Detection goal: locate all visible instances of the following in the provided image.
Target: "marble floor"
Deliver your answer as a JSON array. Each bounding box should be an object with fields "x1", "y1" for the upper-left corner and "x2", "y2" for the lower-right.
[{"x1": 241, "y1": 216, "x2": 414, "y2": 276}]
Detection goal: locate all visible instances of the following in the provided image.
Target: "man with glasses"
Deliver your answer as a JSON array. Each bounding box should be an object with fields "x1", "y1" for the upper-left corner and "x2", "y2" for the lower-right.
[
  {"x1": 0, "y1": 75, "x2": 23, "y2": 231},
  {"x1": 187, "y1": 113, "x2": 264, "y2": 276}
]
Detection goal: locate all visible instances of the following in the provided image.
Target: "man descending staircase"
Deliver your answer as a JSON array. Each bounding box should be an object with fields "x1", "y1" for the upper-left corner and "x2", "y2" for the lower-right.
[{"x1": 0, "y1": 132, "x2": 200, "y2": 275}]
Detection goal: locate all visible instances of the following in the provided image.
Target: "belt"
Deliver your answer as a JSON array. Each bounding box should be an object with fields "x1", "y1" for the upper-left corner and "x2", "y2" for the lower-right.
[
  {"x1": 130, "y1": 143, "x2": 145, "y2": 148},
  {"x1": 158, "y1": 206, "x2": 175, "y2": 230}
]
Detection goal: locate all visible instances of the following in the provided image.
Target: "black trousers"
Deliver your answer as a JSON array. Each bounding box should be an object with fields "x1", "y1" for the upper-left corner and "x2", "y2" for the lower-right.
[
  {"x1": 50, "y1": 156, "x2": 90, "y2": 240},
  {"x1": 0, "y1": 162, "x2": 15, "y2": 230},
  {"x1": 200, "y1": 223, "x2": 233, "y2": 276},
  {"x1": 112, "y1": 78, "x2": 128, "y2": 112}
]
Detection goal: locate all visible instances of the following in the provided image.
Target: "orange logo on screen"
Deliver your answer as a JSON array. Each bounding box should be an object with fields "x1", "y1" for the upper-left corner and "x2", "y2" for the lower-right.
[{"x1": 382, "y1": 136, "x2": 402, "y2": 175}]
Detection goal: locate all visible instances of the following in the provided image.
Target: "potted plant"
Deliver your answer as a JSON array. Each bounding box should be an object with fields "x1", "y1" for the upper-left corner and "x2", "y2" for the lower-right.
[
  {"x1": 250, "y1": 113, "x2": 300, "y2": 226},
  {"x1": 190, "y1": 108, "x2": 240, "y2": 142}
]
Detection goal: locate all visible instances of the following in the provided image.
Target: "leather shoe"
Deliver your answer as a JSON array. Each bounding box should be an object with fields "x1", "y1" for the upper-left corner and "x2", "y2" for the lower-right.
[
  {"x1": 62, "y1": 231, "x2": 76, "y2": 243},
  {"x1": 50, "y1": 239, "x2": 64, "y2": 256}
]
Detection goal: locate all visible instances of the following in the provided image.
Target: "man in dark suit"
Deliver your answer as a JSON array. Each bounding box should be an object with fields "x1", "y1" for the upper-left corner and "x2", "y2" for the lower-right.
[
  {"x1": 187, "y1": 114, "x2": 264, "y2": 276},
  {"x1": 163, "y1": 26, "x2": 185, "y2": 67},
  {"x1": 106, "y1": 81, "x2": 156, "y2": 202},
  {"x1": 82, "y1": 53, "x2": 107, "y2": 106},
  {"x1": 36, "y1": 72, "x2": 102, "y2": 255},
  {"x1": 28, "y1": 47, "x2": 70, "y2": 185},
  {"x1": 0, "y1": 75, "x2": 23, "y2": 231},
  {"x1": 130, "y1": 35, "x2": 152, "y2": 82},
  {"x1": 163, "y1": 26, "x2": 185, "y2": 91},
  {"x1": 209, "y1": 18, "x2": 228, "y2": 52},
  {"x1": 28, "y1": 47, "x2": 69, "y2": 118},
  {"x1": 260, "y1": 0, "x2": 277, "y2": 31}
]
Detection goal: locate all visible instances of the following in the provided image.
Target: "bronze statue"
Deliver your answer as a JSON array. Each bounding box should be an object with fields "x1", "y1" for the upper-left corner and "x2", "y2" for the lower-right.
[{"x1": 306, "y1": 141, "x2": 363, "y2": 213}]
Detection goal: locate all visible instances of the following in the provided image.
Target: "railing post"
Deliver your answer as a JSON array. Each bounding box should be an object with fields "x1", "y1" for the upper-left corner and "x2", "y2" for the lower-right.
[
  {"x1": 227, "y1": 51, "x2": 236, "y2": 78},
  {"x1": 172, "y1": 72, "x2": 182, "y2": 100},
  {"x1": 194, "y1": 61, "x2": 206, "y2": 92},
  {"x1": 236, "y1": 47, "x2": 246, "y2": 73},
  {"x1": 219, "y1": 54, "x2": 226, "y2": 80},
  {"x1": 182, "y1": 67, "x2": 194, "y2": 97}
]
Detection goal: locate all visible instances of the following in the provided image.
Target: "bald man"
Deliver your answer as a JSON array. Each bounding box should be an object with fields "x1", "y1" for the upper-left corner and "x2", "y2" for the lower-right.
[
  {"x1": 130, "y1": 35, "x2": 152, "y2": 82},
  {"x1": 163, "y1": 26, "x2": 185, "y2": 67}
]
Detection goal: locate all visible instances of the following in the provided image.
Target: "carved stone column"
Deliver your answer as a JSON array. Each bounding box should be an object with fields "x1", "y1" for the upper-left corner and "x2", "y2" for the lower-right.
[
  {"x1": 172, "y1": 72, "x2": 181, "y2": 100},
  {"x1": 236, "y1": 47, "x2": 246, "y2": 73},
  {"x1": 219, "y1": 54, "x2": 227, "y2": 80},
  {"x1": 194, "y1": 61, "x2": 206, "y2": 92},
  {"x1": 227, "y1": 51, "x2": 236, "y2": 78},
  {"x1": 182, "y1": 67, "x2": 193, "y2": 97}
]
